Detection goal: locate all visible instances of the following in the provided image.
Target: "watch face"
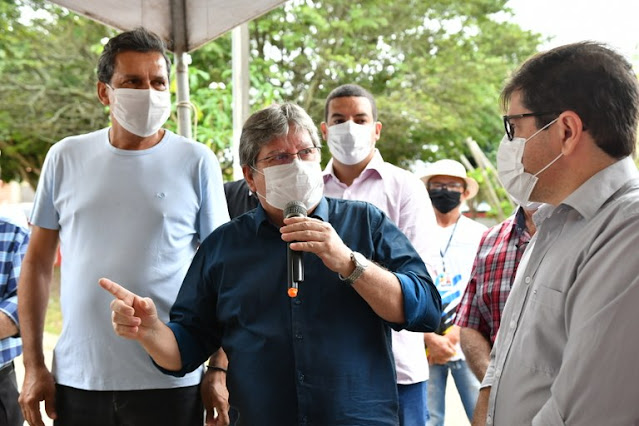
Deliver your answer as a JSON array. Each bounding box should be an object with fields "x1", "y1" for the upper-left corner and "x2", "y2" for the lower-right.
[{"x1": 352, "y1": 252, "x2": 369, "y2": 268}]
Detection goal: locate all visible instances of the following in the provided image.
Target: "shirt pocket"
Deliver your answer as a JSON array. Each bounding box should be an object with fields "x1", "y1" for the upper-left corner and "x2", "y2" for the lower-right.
[
  {"x1": 516, "y1": 284, "x2": 567, "y2": 376},
  {"x1": 530, "y1": 284, "x2": 565, "y2": 311}
]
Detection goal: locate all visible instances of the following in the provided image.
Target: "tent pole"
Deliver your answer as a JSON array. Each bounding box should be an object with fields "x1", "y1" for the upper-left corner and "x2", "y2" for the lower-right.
[
  {"x1": 175, "y1": 51, "x2": 192, "y2": 139},
  {"x1": 231, "y1": 23, "x2": 250, "y2": 180},
  {"x1": 171, "y1": 0, "x2": 192, "y2": 139}
]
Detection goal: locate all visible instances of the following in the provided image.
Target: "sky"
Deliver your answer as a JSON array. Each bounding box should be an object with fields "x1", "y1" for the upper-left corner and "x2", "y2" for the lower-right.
[{"x1": 507, "y1": 0, "x2": 639, "y2": 69}]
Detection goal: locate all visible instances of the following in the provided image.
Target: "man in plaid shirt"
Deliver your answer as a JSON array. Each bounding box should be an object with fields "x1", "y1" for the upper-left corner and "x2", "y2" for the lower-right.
[
  {"x1": 454, "y1": 206, "x2": 536, "y2": 381},
  {"x1": 0, "y1": 217, "x2": 30, "y2": 426}
]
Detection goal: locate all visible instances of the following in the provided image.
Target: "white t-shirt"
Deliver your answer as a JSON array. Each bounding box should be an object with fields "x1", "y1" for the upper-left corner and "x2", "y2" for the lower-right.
[
  {"x1": 31, "y1": 128, "x2": 229, "y2": 390},
  {"x1": 436, "y1": 215, "x2": 486, "y2": 361}
]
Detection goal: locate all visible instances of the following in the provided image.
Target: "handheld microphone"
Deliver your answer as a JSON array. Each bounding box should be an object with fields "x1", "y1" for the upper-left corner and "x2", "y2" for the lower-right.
[{"x1": 284, "y1": 201, "x2": 306, "y2": 298}]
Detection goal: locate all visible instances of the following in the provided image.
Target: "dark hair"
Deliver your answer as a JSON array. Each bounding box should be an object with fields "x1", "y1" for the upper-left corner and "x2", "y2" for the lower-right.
[
  {"x1": 97, "y1": 27, "x2": 171, "y2": 84},
  {"x1": 324, "y1": 84, "x2": 378, "y2": 122},
  {"x1": 501, "y1": 42, "x2": 639, "y2": 158},
  {"x1": 239, "y1": 103, "x2": 321, "y2": 168}
]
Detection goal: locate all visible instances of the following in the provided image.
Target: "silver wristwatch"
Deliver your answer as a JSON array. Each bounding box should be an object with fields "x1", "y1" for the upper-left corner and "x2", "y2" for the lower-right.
[{"x1": 339, "y1": 251, "x2": 370, "y2": 285}]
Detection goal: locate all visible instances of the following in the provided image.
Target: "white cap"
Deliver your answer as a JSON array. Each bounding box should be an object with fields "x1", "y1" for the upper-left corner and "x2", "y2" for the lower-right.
[{"x1": 420, "y1": 159, "x2": 479, "y2": 199}]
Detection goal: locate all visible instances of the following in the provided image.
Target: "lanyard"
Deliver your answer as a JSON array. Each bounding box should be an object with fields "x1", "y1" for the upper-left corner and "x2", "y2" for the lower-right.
[{"x1": 439, "y1": 216, "x2": 460, "y2": 273}]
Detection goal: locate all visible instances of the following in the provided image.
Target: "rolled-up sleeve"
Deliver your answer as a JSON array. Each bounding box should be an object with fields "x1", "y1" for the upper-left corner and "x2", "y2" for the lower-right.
[
  {"x1": 0, "y1": 225, "x2": 29, "y2": 327},
  {"x1": 394, "y1": 271, "x2": 441, "y2": 332},
  {"x1": 370, "y1": 206, "x2": 441, "y2": 333}
]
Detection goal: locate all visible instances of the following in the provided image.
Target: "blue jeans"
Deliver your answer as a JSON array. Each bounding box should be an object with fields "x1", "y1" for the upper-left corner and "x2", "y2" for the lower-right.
[
  {"x1": 427, "y1": 360, "x2": 479, "y2": 426},
  {"x1": 398, "y1": 381, "x2": 429, "y2": 426}
]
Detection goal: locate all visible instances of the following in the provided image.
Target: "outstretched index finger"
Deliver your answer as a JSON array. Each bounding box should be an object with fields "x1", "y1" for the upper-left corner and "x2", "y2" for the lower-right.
[{"x1": 99, "y1": 277, "x2": 136, "y2": 305}]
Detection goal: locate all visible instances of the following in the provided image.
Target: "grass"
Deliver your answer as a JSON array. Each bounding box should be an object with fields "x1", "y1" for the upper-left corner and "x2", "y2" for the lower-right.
[{"x1": 44, "y1": 266, "x2": 62, "y2": 335}]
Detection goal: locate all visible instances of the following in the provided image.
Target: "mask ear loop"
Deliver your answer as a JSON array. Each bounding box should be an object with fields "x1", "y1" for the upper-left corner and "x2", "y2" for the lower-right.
[
  {"x1": 248, "y1": 166, "x2": 266, "y2": 200},
  {"x1": 527, "y1": 117, "x2": 562, "y2": 178},
  {"x1": 533, "y1": 152, "x2": 563, "y2": 178},
  {"x1": 524, "y1": 116, "x2": 559, "y2": 144}
]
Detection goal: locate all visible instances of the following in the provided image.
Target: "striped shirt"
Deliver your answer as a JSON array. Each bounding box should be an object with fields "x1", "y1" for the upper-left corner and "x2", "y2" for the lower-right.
[
  {"x1": 454, "y1": 208, "x2": 530, "y2": 345},
  {"x1": 0, "y1": 219, "x2": 30, "y2": 368}
]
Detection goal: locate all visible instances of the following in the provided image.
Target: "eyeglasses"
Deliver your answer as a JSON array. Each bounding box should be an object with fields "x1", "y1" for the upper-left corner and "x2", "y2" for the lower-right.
[
  {"x1": 256, "y1": 146, "x2": 321, "y2": 167},
  {"x1": 427, "y1": 182, "x2": 465, "y2": 192},
  {"x1": 503, "y1": 112, "x2": 560, "y2": 141}
]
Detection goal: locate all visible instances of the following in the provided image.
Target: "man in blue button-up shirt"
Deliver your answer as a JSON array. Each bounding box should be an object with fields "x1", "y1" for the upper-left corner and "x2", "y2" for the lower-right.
[{"x1": 101, "y1": 103, "x2": 441, "y2": 425}]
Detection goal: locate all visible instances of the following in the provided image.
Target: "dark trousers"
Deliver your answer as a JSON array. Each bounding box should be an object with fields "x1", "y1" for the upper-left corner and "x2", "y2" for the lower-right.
[
  {"x1": 54, "y1": 384, "x2": 203, "y2": 426},
  {"x1": 0, "y1": 361, "x2": 24, "y2": 426}
]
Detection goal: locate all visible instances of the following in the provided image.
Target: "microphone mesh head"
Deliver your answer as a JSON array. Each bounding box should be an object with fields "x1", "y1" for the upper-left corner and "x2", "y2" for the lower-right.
[{"x1": 284, "y1": 201, "x2": 307, "y2": 218}]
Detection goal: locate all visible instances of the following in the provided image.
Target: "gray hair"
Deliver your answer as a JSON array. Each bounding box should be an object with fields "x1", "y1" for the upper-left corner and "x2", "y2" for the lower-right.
[{"x1": 239, "y1": 103, "x2": 321, "y2": 168}]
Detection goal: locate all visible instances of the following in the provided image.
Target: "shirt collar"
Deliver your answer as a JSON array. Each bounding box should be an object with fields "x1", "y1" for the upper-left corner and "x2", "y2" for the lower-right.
[
  {"x1": 514, "y1": 206, "x2": 527, "y2": 236},
  {"x1": 323, "y1": 149, "x2": 384, "y2": 183},
  {"x1": 253, "y1": 203, "x2": 271, "y2": 236},
  {"x1": 253, "y1": 197, "x2": 329, "y2": 236},
  {"x1": 309, "y1": 196, "x2": 329, "y2": 221},
  {"x1": 562, "y1": 156, "x2": 639, "y2": 219}
]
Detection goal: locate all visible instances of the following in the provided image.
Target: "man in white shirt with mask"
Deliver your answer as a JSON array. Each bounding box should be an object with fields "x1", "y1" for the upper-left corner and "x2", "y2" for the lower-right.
[
  {"x1": 18, "y1": 27, "x2": 229, "y2": 426},
  {"x1": 321, "y1": 83, "x2": 440, "y2": 425}
]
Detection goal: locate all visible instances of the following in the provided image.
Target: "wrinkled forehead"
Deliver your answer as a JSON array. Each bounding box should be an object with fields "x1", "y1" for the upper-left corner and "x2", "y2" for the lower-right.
[{"x1": 260, "y1": 128, "x2": 314, "y2": 155}]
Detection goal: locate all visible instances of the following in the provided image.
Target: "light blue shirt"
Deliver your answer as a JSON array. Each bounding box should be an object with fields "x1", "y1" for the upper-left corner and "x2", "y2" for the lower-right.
[{"x1": 30, "y1": 128, "x2": 229, "y2": 390}]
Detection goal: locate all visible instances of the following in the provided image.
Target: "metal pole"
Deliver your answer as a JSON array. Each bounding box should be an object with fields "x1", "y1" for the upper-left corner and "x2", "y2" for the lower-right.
[
  {"x1": 175, "y1": 52, "x2": 192, "y2": 139},
  {"x1": 232, "y1": 23, "x2": 250, "y2": 179},
  {"x1": 171, "y1": 0, "x2": 192, "y2": 139}
]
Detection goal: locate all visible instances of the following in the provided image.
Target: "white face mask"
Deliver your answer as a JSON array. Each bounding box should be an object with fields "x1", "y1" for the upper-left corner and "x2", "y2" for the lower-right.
[
  {"x1": 326, "y1": 121, "x2": 375, "y2": 165},
  {"x1": 497, "y1": 117, "x2": 561, "y2": 206},
  {"x1": 254, "y1": 159, "x2": 324, "y2": 210},
  {"x1": 108, "y1": 87, "x2": 171, "y2": 137}
]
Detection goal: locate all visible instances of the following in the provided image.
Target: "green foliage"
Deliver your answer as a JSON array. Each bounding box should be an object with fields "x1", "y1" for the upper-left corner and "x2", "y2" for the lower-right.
[
  {"x1": 0, "y1": 0, "x2": 114, "y2": 187},
  {"x1": 1, "y1": 0, "x2": 544, "y2": 196},
  {"x1": 183, "y1": 0, "x2": 542, "y2": 180}
]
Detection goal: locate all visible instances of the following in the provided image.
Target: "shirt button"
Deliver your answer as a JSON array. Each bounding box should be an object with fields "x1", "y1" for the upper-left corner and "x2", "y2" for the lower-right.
[
  {"x1": 525, "y1": 276, "x2": 531, "y2": 283},
  {"x1": 487, "y1": 414, "x2": 493, "y2": 425},
  {"x1": 299, "y1": 373, "x2": 305, "y2": 383},
  {"x1": 510, "y1": 320, "x2": 516, "y2": 329},
  {"x1": 495, "y1": 368, "x2": 501, "y2": 378}
]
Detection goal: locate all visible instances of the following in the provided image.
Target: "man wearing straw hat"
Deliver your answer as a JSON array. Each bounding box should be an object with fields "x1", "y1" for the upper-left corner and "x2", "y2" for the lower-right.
[{"x1": 421, "y1": 159, "x2": 487, "y2": 426}]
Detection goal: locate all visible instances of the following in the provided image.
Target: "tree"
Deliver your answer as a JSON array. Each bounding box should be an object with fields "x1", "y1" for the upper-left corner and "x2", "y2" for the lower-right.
[
  {"x1": 0, "y1": 0, "x2": 114, "y2": 187},
  {"x1": 1, "y1": 0, "x2": 543, "y2": 202},
  {"x1": 188, "y1": 0, "x2": 543, "y2": 215},
  {"x1": 188, "y1": 0, "x2": 542, "y2": 175}
]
